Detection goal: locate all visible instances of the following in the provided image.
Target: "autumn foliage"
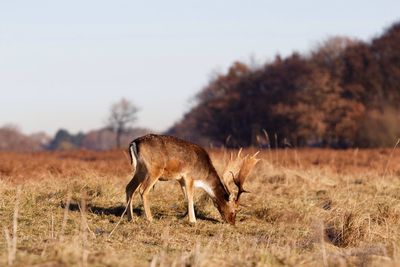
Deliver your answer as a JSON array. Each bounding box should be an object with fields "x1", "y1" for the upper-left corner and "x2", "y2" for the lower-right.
[{"x1": 168, "y1": 22, "x2": 400, "y2": 148}]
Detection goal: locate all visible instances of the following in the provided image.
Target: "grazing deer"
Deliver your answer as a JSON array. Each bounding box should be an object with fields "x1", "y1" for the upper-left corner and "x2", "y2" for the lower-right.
[{"x1": 125, "y1": 134, "x2": 259, "y2": 225}]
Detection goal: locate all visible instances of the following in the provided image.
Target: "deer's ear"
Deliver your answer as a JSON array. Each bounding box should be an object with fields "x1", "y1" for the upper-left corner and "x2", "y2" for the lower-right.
[{"x1": 229, "y1": 194, "x2": 236, "y2": 202}]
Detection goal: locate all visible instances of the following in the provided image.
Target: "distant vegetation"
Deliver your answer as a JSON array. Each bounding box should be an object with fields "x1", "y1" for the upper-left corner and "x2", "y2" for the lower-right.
[
  {"x1": 0, "y1": 125, "x2": 151, "y2": 151},
  {"x1": 168, "y1": 21, "x2": 400, "y2": 148},
  {"x1": 46, "y1": 98, "x2": 144, "y2": 151},
  {"x1": 0, "y1": 125, "x2": 49, "y2": 152},
  {"x1": 0, "y1": 98, "x2": 149, "y2": 151},
  {"x1": 47, "y1": 127, "x2": 151, "y2": 151}
]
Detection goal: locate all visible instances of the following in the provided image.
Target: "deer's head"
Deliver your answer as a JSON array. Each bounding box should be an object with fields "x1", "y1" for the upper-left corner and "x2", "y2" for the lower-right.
[{"x1": 220, "y1": 150, "x2": 260, "y2": 225}]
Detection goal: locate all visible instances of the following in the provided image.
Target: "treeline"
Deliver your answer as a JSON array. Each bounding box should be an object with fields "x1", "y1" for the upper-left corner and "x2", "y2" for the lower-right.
[
  {"x1": 47, "y1": 127, "x2": 151, "y2": 150},
  {"x1": 168, "y1": 21, "x2": 400, "y2": 148},
  {"x1": 0, "y1": 125, "x2": 151, "y2": 151},
  {"x1": 0, "y1": 125, "x2": 49, "y2": 152}
]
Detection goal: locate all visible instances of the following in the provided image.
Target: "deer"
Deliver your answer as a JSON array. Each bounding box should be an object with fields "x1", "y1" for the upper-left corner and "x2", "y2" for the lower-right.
[{"x1": 125, "y1": 134, "x2": 259, "y2": 225}]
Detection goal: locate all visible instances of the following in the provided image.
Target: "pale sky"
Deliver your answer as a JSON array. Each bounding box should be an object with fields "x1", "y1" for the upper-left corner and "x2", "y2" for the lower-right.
[{"x1": 0, "y1": 0, "x2": 399, "y2": 135}]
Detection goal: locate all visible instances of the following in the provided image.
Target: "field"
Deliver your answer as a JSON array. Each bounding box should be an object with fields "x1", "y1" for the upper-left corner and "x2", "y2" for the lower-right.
[{"x1": 1, "y1": 147, "x2": 400, "y2": 266}]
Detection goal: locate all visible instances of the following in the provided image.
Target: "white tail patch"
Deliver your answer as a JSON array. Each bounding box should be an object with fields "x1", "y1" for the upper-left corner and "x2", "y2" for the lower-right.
[
  {"x1": 194, "y1": 180, "x2": 215, "y2": 198},
  {"x1": 129, "y1": 143, "x2": 137, "y2": 171}
]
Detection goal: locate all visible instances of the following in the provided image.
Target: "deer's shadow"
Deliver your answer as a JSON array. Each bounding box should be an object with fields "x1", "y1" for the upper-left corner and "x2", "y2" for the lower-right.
[
  {"x1": 176, "y1": 210, "x2": 220, "y2": 223},
  {"x1": 60, "y1": 201, "x2": 220, "y2": 223},
  {"x1": 60, "y1": 201, "x2": 141, "y2": 217}
]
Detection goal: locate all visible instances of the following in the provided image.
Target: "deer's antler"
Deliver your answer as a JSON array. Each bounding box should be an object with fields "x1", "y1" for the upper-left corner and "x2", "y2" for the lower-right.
[
  {"x1": 233, "y1": 151, "x2": 260, "y2": 202},
  {"x1": 221, "y1": 149, "x2": 243, "y2": 196}
]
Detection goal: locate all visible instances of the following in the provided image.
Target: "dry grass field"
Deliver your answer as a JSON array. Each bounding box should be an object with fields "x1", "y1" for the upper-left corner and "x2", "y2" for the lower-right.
[{"x1": 1, "y1": 147, "x2": 400, "y2": 266}]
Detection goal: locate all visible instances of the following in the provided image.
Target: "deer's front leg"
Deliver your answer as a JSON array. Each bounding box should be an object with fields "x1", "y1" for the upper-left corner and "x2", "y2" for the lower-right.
[{"x1": 185, "y1": 178, "x2": 196, "y2": 223}]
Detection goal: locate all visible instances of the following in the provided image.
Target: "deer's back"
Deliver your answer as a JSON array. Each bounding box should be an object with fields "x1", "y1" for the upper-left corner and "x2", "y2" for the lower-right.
[{"x1": 133, "y1": 134, "x2": 215, "y2": 179}]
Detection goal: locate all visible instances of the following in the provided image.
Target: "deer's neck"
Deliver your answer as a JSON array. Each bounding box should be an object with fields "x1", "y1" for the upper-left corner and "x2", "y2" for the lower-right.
[{"x1": 195, "y1": 171, "x2": 230, "y2": 207}]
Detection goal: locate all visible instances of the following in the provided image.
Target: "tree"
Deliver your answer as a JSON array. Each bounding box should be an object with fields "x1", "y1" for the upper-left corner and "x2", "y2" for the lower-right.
[
  {"x1": 168, "y1": 20, "x2": 400, "y2": 148},
  {"x1": 107, "y1": 98, "x2": 139, "y2": 148},
  {"x1": 0, "y1": 124, "x2": 48, "y2": 151},
  {"x1": 47, "y1": 129, "x2": 84, "y2": 150}
]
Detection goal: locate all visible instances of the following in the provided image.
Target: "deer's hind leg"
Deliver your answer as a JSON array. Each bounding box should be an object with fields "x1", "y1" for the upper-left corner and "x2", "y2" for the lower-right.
[
  {"x1": 126, "y1": 167, "x2": 147, "y2": 221},
  {"x1": 139, "y1": 171, "x2": 162, "y2": 222},
  {"x1": 178, "y1": 178, "x2": 187, "y2": 201}
]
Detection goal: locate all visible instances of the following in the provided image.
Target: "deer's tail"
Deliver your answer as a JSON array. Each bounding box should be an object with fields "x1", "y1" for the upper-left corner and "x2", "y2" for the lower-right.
[{"x1": 128, "y1": 141, "x2": 138, "y2": 172}]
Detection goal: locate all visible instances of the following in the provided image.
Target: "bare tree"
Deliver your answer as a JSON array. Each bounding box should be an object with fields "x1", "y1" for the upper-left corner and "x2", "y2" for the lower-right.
[
  {"x1": 0, "y1": 124, "x2": 47, "y2": 151},
  {"x1": 107, "y1": 98, "x2": 139, "y2": 148}
]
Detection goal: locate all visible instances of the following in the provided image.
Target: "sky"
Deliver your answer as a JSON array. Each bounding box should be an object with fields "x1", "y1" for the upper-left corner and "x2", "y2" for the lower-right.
[{"x1": 0, "y1": 0, "x2": 399, "y2": 135}]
